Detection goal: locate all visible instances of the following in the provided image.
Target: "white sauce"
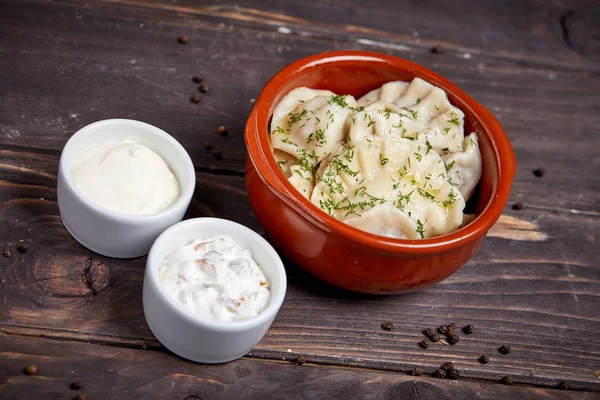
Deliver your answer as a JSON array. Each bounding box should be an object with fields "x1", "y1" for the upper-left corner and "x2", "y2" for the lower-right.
[
  {"x1": 158, "y1": 235, "x2": 271, "y2": 322},
  {"x1": 72, "y1": 140, "x2": 180, "y2": 215}
]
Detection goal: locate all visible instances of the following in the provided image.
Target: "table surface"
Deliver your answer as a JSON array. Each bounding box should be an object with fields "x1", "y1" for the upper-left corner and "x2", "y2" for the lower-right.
[{"x1": 1, "y1": 0, "x2": 599, "y2": 398}]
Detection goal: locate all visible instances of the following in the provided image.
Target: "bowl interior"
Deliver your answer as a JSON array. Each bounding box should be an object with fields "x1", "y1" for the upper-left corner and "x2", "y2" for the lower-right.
[
  {"x1": 62, "y1": 119, "x2": 195, "y2": 204},
  {"x1": 259, "y1": 55, "x2": 502, "y2": 232},
  {"x1": 147, "y1": 218, "x2": 287, "y2": 328}
]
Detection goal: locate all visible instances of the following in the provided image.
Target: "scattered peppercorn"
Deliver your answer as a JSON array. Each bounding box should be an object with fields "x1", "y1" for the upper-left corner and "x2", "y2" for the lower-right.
[
  {"x1": 213, "y1": 150, "x2": 223, "y2": 160},
  {"x1": 199, "y1": 83, "x2": 209, "y2": 93},
  {"x1": 533, "y1": 167, "x2": 546, "y2": 177},
  {"x1": 296, "y1": 355, "x2": 306, "y2": 365},
  {"x1": 411, "y1": 367, "x2": 423, "y2": 376},
  {"x1": 430, "y1": 45, "x2": 443, "y2": 54},
  {"x1": 381, "y1": 322, "x2": 395, "y2": 331},
  {"x1": 463, "y1": 324, "x2": 474, "y2": 334},
  {"x1": 434, "y1": 369, "x2": 446, "y2": 379},
  {"x1": 479, "y1": 355, "x2": 489, "y2": 364},
  {"x1": 441, "y1": 362, "x2": 454, "y2": 372},
  {"x1": 3, "y1": 251, "x2": 10, "y2": 258},
  {"x1": 74, "y1": 394, "x2": 87, "y2": 400},
  {"x1": 178, "y1": 35, "x2": 189, "y2": 44},
  {"x1": 594, "y1": 370, "x2": 600, "y2": 378},
  {"x1": 499, "y1": 345, "x2": 511, "y2": 355},
  {"x1": 438, "y1": 322, "x2": 457, "y2": 335},
  {"x1": 557, "y1": 382, "x2": 569, "y2": 390},
  {"x1": 204, "y1": 141, "x2": 213, "y2": 151},
  {"x1": 190, "y1": 94, "x2": 200, "y2": 104},
  {"x1": 447, "y1": 334, "x2": 459, "y2": 345},
  {"x1": 447, "y1": 368, "x2": 460, "y2": 380},
  {"x1": 142, "y1": 344, "x2": 148, "y2": 350},
  {"x1": 424, "y1": 328, "x2": 435, "y2": 339},
  {"x1": 191, "y1": 75, "x2": 203, "y2": 84},
  {"x1": 419, "y1": 339, "x2": 430, "y2": 349},
  {"x1": 447, "y1": 322, "x2": 457, "y2": 335},
  {"x1": 430, "y1": 332, "x2": 440, "y2": 342},
  {"x1": 70, "y1": 382, "x2": 83, "y2": 390},
  {"x1": 24, "y1": 365, "x2": 37, "y2": 376},
  {"x1": 500, "y1": 375, "x2": 513, "y2": 385},
  {"x1": 17, "y1": 243, "x2": 29, "y2": 253},
  {"x1": 512, "y1": 202, "x2": 524, "y2": 210},
  {"x1": 217, "y1": 125, "x2": 228, "y2": 137}
]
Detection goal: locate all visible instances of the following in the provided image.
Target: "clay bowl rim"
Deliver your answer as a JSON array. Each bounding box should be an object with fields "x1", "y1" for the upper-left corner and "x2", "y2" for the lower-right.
[{"x1": 245, "y1": 50, "x2": 515, "y2": 255}]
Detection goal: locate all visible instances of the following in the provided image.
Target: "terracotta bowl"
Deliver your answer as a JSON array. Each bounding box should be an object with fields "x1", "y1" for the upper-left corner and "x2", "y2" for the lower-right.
[{"x1": 245, "y1": 51, "x2": 516, "y2": 294}]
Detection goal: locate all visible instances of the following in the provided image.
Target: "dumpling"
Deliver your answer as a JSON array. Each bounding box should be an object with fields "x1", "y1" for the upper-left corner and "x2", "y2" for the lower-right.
[
  {"x1": 351, "y1": 78, "x2": 466, "y2": 154},
  {"x1": 273, "y1": 149, "x2": 297, "y2": 178},
  {"x1": 270, "y1": 87, "x2": 357, "y2": 166},
  {"x1": 357, "y1": 81, "x2": 409, "y2": 108},
  {"x1": 442, "y1": 133, "x2": 482, "y2": 201},
  {"x1": 311, "y1": 135, "x2": 465, "y2": 239}
]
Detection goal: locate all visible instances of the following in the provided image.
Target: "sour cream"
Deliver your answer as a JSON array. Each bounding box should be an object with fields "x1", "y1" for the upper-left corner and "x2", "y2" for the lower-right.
[
  {"x1": 71, "y1": 140, "x2": 180, "y2": 215},
  {"x1": 158, "y1": 235, "x2": 271, "y2": 322}
]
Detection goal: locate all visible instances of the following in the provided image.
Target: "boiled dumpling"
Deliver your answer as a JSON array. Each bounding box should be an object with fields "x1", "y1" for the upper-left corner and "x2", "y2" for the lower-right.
[
  {"x1": 357, "y1": 81, "x2": 409, "y2": 108},
  {"x1": 270, "y1": 87, "x2": 357, "y2": 166},
  {"x1": 311, "y1": 135, "x2": 465, "y2": 239},
  {"x1": 443, "y1": 133, "x2": 482, "y2": 201}
]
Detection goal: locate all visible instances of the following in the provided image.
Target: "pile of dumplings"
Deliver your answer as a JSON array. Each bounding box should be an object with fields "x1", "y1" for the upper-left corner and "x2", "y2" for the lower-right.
[{"x1": 270, "y1": 78, "x2": 482, "y2": 240}]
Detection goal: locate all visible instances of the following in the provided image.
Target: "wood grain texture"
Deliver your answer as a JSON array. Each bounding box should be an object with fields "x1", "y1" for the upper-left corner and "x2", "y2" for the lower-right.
[
  {"x1": 0, "y1": 0, "x2": 599, "y2": 213},
  {"x1": 0, "y1": 335, "x2": 595, "y2": 400},
  {"x1": 0, "y1": 0, "x2": 599, "y2": 396},
  {"x1": 0, "y1": 152, "x2": 598, "y2": 390}
]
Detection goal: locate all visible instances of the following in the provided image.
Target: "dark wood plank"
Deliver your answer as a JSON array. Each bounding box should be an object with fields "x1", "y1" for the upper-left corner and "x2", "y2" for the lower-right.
[
  {"x1": 0, "y1": 151, "x2": 598, "y2": 390},
  {"x1": 1, "y1": 0, "x2": 599, "y2": 394},
  {"x1": 0, "y1": 0, "x2": 599, "y2": 213},
  {"x1": 0, "y1": 335, "x2": 595, "y2": 399},
  {"x1": 112, "y1": 0, "x2": 600, "y2": 70}
]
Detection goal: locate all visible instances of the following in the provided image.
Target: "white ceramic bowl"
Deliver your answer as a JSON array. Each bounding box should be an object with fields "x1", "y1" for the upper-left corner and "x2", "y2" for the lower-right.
[
  {"x1": 143, "y1": 218, "x2": 287, "y2": 364},
  {"x1": 57, "y1": 119, "x2": 195, "y2": 258}
]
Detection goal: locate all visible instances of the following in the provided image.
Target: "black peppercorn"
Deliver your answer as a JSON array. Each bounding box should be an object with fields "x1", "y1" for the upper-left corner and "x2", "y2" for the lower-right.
[
  {"x1": 191, "y1": 75, "x2": 203, "y2": 84},
  {"x1": 419, "y1": 339, "x2": 430, "y2": 349},
  {"x1": 447, "y1": 334, "x2": 459, "y2": 345},
  {"x1": 204, "y1": 141, "x2": 213, "y2": 151},
  {"x1": 441, "y1": 362, "x2": 454, "y2": 371},
  {"x1": 463, "y1": 324, "x2": 474, "y2": 334},
  {"x1": 433, "y1": 369, "x2": 446, "y2": 379},
  {"x1": 499, "y1": 345, "x2": 511, "y2": 355},
  {"x1": 557, "y1": 382, "x2": 569, "y2": 390},
  {"x1": 24, "y1": 365, "x2": 37, "y2": 376},
  {"x1": 199, "y1": 83, "x2": 209, "y2": 93},
  {"x1": 512, "y1": 202, "x2": 524, "y2": 210},
  {"x1": 178, "y1": 35, "x2": 189, "y2": 44},
  {"x1": 296, "y1": 355, "x2": 306, "y2": 365},
  {"x1": 447, "y1": 322, "x2": 457, "y2": 335},
  {"x1": 447, "y1": 368, "x2": 460, "y2": 380},
  {"x1": 217, "y1": 125, "x2": 228, "y2": 136},
  {"x1": 17, "y1": 243, "x2": 29, "y2": 253},
  {"x1": 411, "y1": 367, "x2": 423, "y2": 376},
  {"x1": 190, "y1": 94, "x2": 200, "y2": 103},
  {"x1": 70, "y1": 382, "x2": 83, "y2": 390},
  {"x1": 533, "y1": 167, "x2": 546, "y2": 177},
  {"x1": 3, "y1": 251, "x2": 10, "y2": 258},
  {"x1": 431, "y1": 45, "x2": 443, "y2": 54},
  {"x1": 381, "y1": 322, "x2": 395, "y2": 331},
  {"x1": 479, "y1": 355, "x2": 489, "y2": 364},
  {"x1": 500, "y1": 375, "x2": 513, "y2": 385}
]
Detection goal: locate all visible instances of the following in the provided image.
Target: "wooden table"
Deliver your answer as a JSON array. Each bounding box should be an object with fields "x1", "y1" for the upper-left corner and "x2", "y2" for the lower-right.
[{"x1": 1, "y1": 1, "x2": 599, "y2": 398}]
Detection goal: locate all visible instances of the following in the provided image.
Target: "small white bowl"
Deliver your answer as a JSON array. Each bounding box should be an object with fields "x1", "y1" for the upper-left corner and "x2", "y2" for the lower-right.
[
  {"x1": 143, "y1": 218, "x2": 287, "y2": 364},
  {"x1": 57, "y1": 119, "x2": 196, "y2": 258}
]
